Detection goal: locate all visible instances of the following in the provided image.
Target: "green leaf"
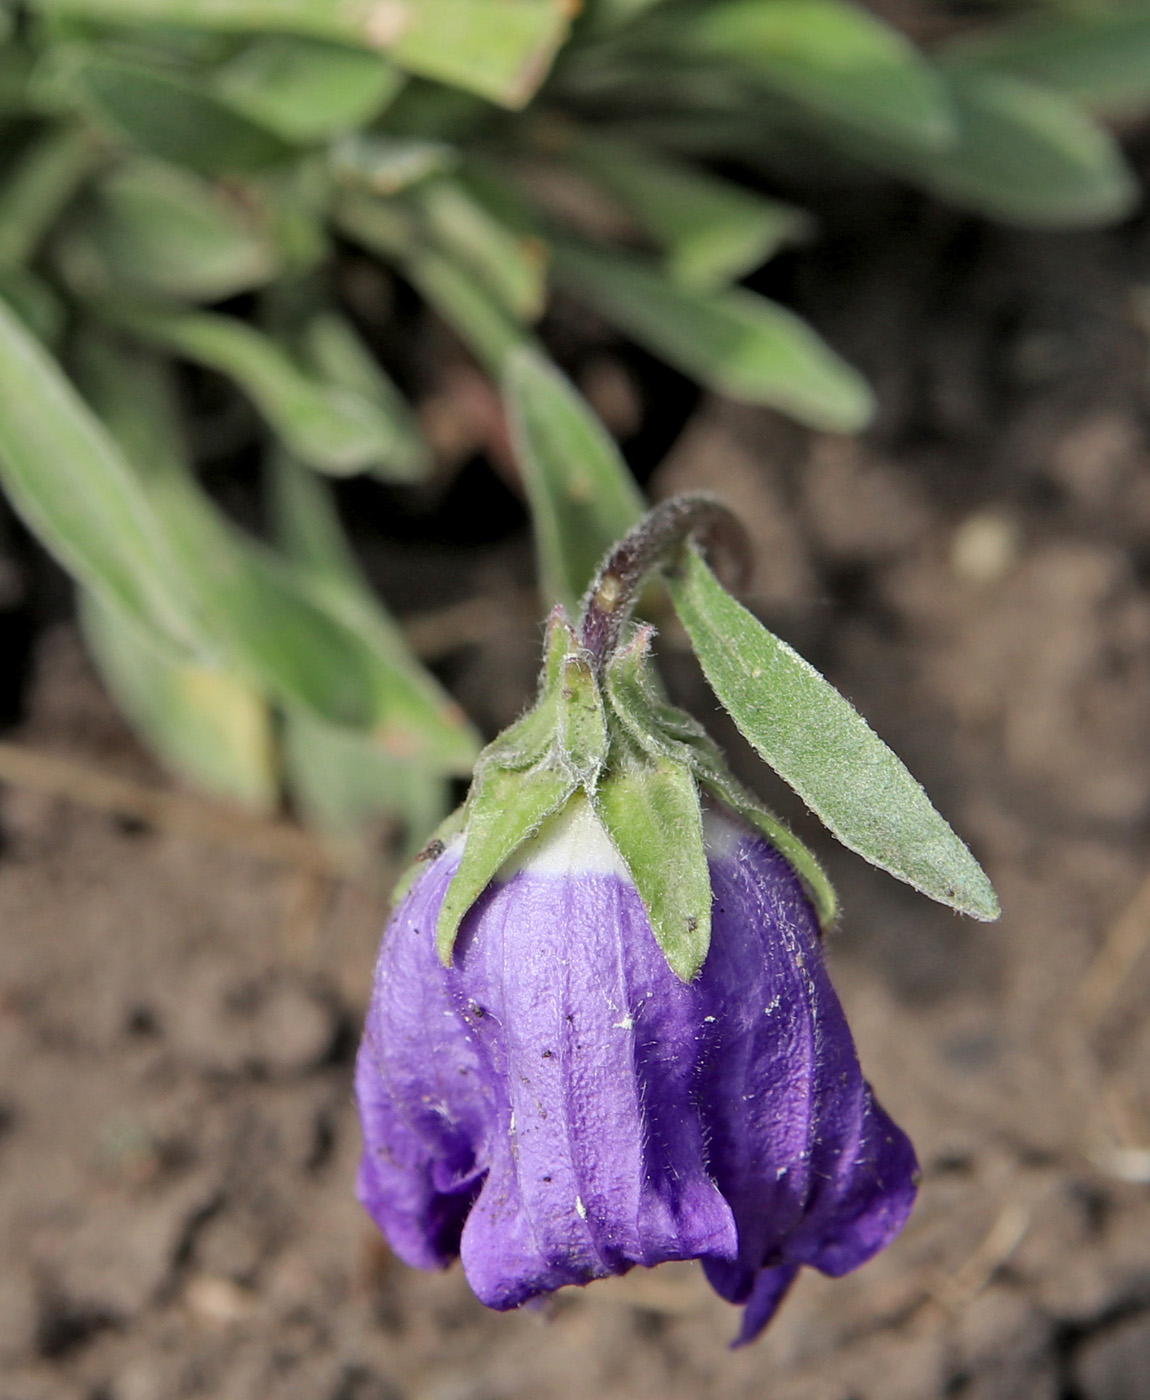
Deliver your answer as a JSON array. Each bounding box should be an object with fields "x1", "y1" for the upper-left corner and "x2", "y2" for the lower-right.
[
  {"x1": 335, "y1": 189, "x2": 528, "y2": 373},
  {"x1": 437, "y1": 765, "x2": 575, "y2": 962},
  {"x1": 32, "y1": 0, "x2": 573, "y2": 107},
  {"x1": 905, "y1": 64, "x2": 1139, "y2": 228},
  {"x1": 297, "y1": 312, "x2": 431, "y2": 482},
  {"x1": 604, "y1": 629, "x2": 837, "y2": 929},
  {"x1": 594, "y1": 750, "x2": 712, "y2": 982},
  {"x1": 800, "y1": 56, "x2": 1139, "y2": 226},
  {"x1": 80, "y1": 586, "x2": 279, "y2": 810},
  {"x1": 668, "y1": 545, "x2": 1000, "y2": 921},
  {"x1": 73, "y1": 56, "x2": 295, "y2": 174},
  {"x1": 0, "y1": 267, "x2": 65, "y2": 345},
  {"x1": 409, "y1": 175, "x2": 547, "y2": 321},
  {"x1": 0, "y1": 125, "x2": 99, "y2": 267},
  {"x1": 571, "y1": 135, "x2": 812, "y2": 290},
  {"x1": 503, "y1": 345, "x2": 644, "y2": 612},
  {"x1": 54, "y1": 158, "x2": 281, "y2": 301},
  {"x1": 216, "y1": 35, "x2": 404, "y2": 141},
  {"x1": 556, "y1": 652, "x2": 609, "y2": 785},
  {"x1": 268, "y1": 450, "x2": 479, "y2": 772},
  {"x1": 377, "y1": 0, "x2": 573, "y2": 106},
  {"x1": 0, "y1": 299, "x2": 196, "y2": 643},
  {"x1": 108, "y1": 304, "x2": 412, "y2": 476},
  {"x1": 283, "y1": 704, "x2": 450, "y2": 846},
  {"x1": 689, "y1": 0, "x2": 955, "y2": 151},
  {"x1": 555, "y1": 242, "x2": 874, "y2": 433},
  {"x1": 76, "y1": 335, "x2": 480, "y2": 767},
  {"x1": 946, "y1": 12, "x2": 1150, "y2": 118},
  {"x1": 330, "y1": 133, "x2": 458, "y2": 195}
]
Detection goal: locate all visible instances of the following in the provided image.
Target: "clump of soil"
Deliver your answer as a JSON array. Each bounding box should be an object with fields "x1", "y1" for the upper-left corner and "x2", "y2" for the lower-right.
[{"x1": 3, "y1": 194, "x2": 1150, "y2": 1399}]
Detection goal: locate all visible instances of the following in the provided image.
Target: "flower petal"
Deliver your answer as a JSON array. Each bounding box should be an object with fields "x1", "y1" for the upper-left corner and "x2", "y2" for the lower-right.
[
  {"x1": 456, "y1": 800, "x2": 737, "y2": 1307},
  {"x1": 696, "y1": 816, "x2": 919, "y2": 1320},
  {"x1": 356, "y1": 844, "x2": 492, "y2": 1267}
]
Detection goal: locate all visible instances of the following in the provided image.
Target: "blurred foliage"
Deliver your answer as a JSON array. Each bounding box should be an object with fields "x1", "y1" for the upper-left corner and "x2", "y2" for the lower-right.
[{"x1": 0, "y1": 0, "x2": 1145, "y2": 852}]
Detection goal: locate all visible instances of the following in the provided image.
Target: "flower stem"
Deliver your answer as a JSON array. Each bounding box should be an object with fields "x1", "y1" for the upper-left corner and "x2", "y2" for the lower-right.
[{"x1": 578, "y1": 493, "x2": 748, "y2": 668}]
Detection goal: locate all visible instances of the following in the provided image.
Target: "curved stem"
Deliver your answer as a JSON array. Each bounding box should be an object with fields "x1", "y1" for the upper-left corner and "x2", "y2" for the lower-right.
[{"x1": 578, "y1": 492, "x2": 748, "y2": 669}]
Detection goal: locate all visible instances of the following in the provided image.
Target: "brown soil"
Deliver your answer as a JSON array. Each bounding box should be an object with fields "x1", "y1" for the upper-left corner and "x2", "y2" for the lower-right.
[{"x1": 3, "y1": 209, "x2": 1150, "y2": 1399}]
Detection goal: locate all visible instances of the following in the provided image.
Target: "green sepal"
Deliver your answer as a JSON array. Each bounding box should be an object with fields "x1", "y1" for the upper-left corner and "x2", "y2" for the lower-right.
[
  {"x1": 604, "y1": 627, "x2": 837, "y2": 930},
  {"x1": 477, "y1": 608, "x2": 576, "y2": 771},
  {"x1": 556, "y1": 651, "x2": 608, "y2": 789},
  {"x1": 390, "y1": 801, "x2": 468, "y2": 908},
  {"x1": 436, "y1": 764, "x2": 575, "y2": 965},
  {"x1": 593, "y1": 744, "x2": 712, "y2": 983},
  {"x1": 433, "y1": 607, "x2": 613, "y2": 963}
]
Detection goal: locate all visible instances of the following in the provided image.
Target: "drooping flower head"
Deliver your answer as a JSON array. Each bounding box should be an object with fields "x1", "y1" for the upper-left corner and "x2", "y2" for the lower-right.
[{"x1": 356, "y1": 495, "x2": 988, "y2": 1343}]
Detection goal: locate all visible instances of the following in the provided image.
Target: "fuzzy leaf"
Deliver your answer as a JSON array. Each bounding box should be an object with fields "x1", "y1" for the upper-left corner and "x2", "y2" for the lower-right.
[
  {"x1": 335, "y1": 190, "x2": 528, "y2": 373},
  {"x1": 77, "y1": 336, "x2": 479, "y2": 767},
  {"x1": 669, "y1": 545, "x2": 1000, "y2": 921},
  {"x1": 946, "y1": 12, "x2": 1150, "y2": 118},
  {"x1": 55, "y1": 159, "x2": 280, "y2": 301},
  {"x1": 283, "y1": 705, "x2": 450, "y2": 847},
  {"x1": 33, "y1": 0, "x2": 573, "y2": 107},
  {"x1": 109, "y1": 305, "x2": 412, "y2": 476},
  {"x1": 0, "y1": 126, "x2": 99, "y2": 267},
  {"x1": 216, "y1": 35, "x2": 404, "y2": 141},
  {"x1": 604, "y1": 631, "x2": 837, "y2": 929},
  {"x1": 410, "y1": 176, "x2": 547, "y2": 321},
  {"x1": 571, "y1": 135, "x2": 812, "y2": 290},
  {"x1": 594, "y1": 751, "x2": 712, "y2": 982},
  {"x1": 554, "y1": 242, "x2": 874, "y2": 433},
  {"x1": 0, "y1": 299, "x2": 196, "y2": 643},
  {"x1": 887, "y1": 63, "x2": 1138, "y2": 228},
  {"x1": 74, "y1": 57, "x2": 294, "y2": 174},
  {"x1": 504, "y1": 346, "x2": 644, "y2": 612},
  {"x1": 296, "y1": 312, "x2": 431, "y2": 482},
  {"x1": 690, "y1": 0, "x2": 955, "y2": 150},
  {"x1": 80, "y1": 587, "x2": 278, "y2": 811}
]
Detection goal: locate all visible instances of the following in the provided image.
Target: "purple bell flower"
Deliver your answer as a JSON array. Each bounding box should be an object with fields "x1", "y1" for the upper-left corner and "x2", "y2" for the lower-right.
[{"x1": 355, "y1": 796, "x2": 919, "y2": 1345}]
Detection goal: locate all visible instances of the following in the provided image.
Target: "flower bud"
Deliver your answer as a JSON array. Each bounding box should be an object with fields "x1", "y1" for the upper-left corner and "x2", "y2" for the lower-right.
[
  {"x1": 356, "y1": 793, "x2": 917, "y2": 1344},
  {"x1": 356, "y1": 500, "x2": 920, "y2": 1343}
]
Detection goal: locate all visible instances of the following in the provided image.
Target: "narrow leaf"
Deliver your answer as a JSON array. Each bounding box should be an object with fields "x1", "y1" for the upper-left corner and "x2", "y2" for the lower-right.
[
  {"x1": 55, "y1": 158, "x2": 280, "y2": 301},
  {"x1": 216, "y1": 35, "x2": 404, "y2": 141},
  {"x1": 80, "y1": 587, "x2": 278, "y2": 811},
  {"x1": 437, "y1": 765, "x2": 574, "y2": 962},
  {"x1": 946, "y1": 12, "x2": 1150, "y2": 118},
  {"x1": 504, "y1": 345, "x2": 644, "y2": 612},
  {"x1": 571, "y1": 134, "x2": 812, "y2": 290},
  {"x1": 297, "y1": 312, "x2": 431, "y2": 482},
  {"x1": 604, "y1": 631, "x2": 837, "y2": 928},
  {"x1": 77, "y1": 336, "x2": 480, "y2": 768},
  {"x1": 0, "y1": 299, "x2": 196, "y2": 643},
  {"x1": 669, "y1": 545, "x2": 1000, "y2": 921},
  {"x1": 690, "y1": 0, "x2": 955, "y2": 151},
  {"x1": 0, "y1": 126, "x2": 99, "y2": 267},
  {"x1": 555, "y1": 242, "x2": 874, "y2": 433},
  {"x1": 32, "y1": 0, "x2": 573, "y2": 107},
  {"x1": 74, "y1": 57, "x2": 294, "y2": 174},
  {"x1": 331, "y1": 133, "x2": 458, "y2": 195},
  {"x1": 283, "y1": 705, "x2": 450, "y2": 846},
  {"x1": 108, "y1": 304, "x2": 411, "y2": 475},
  {"x1": 336, "y1": 190, "x2": 529, "y2": 373},
  {"x1": 909, "y1": 64, "x2": 1139, "y2": 228},
  {"x1": 409, "y1": 175, "x2": 547, "y2": 321},
  {"x1": 268, "y1": 452, "x2": 479, "y2": 771},
  {"x1": 594, "y1": 752, "x2": 712, "y2": 981}
]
